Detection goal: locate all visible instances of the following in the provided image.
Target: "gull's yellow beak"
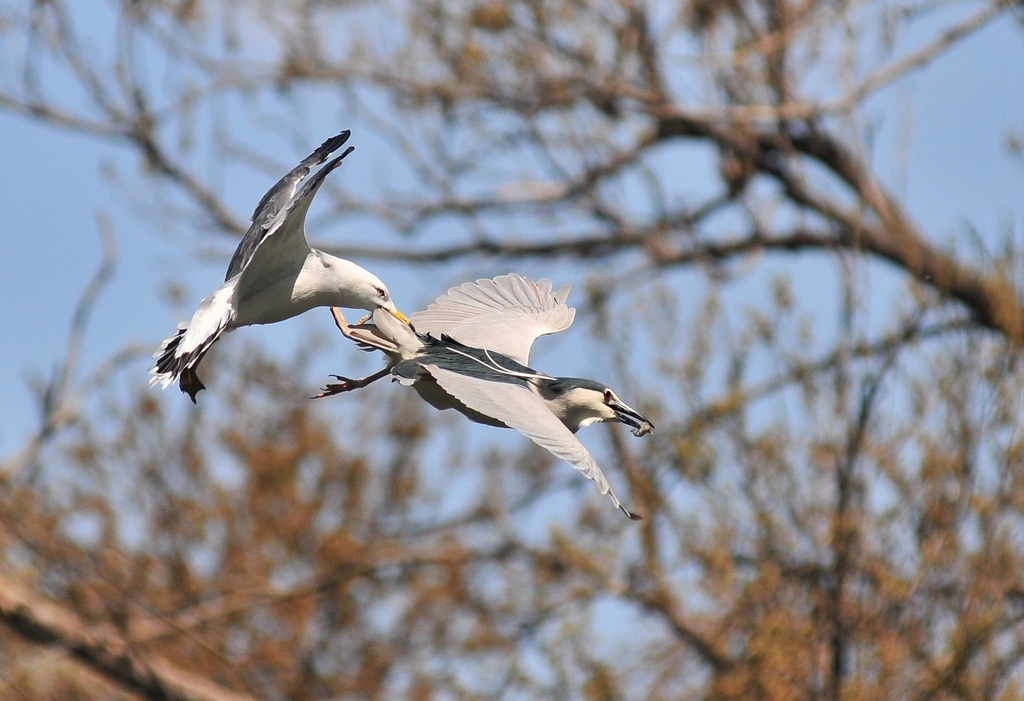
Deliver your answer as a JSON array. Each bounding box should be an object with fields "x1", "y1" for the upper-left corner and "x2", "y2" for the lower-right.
[{"x1": 388, "y1": 308, "x2": 411, "y2": 324}]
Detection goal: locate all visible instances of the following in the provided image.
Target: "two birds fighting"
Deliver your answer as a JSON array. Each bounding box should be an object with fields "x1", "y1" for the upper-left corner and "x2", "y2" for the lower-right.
[{"x1": 150, "y1": 131, "x2": 654, "y2": 519}]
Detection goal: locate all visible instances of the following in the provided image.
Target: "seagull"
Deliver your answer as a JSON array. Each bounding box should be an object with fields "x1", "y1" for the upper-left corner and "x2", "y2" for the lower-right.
[
  {"x1": 317, "y1": 274, "x2": 653, "y2": 519},
  {"x1": 150, "y1": 131, "x2": 408, "y2": 402}
]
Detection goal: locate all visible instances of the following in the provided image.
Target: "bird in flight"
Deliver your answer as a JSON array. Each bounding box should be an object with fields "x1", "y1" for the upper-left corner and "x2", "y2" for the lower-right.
[
  {"x1": 151, "y1": 130, "x2": 408, "y2": 402},
  {"x1": 318, "y1": 274, "x2": 653, "y2": 519}
]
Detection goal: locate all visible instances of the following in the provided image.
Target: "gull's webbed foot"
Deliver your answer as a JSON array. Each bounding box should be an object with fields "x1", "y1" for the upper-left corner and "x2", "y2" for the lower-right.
[{"x1": 179, "y1": 368, "x2": 206, "y2": 404}]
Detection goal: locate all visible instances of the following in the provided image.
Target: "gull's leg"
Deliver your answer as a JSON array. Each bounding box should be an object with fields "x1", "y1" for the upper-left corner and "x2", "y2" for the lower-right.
[
  {"x1": 330, "y1": 307, "x2": 357, "y2": 339},
  {"x1": 178, "y1": 367, "x2": 206, "y2": 404},
  {"x1": 330, "y1": 307, "x2": 371, "y2": 336}
]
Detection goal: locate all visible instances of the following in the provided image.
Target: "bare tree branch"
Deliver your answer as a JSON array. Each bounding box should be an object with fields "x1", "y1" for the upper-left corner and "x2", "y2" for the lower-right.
[
  {"x1": 654, "y1": 113, "x2": 1024, "y2": 340},
  {"x1": 0, "y1": 575, "x2": 256, "y2": 701},
  {"x1": 1, "y1": 219, "x2": 149, "y2": 479}
]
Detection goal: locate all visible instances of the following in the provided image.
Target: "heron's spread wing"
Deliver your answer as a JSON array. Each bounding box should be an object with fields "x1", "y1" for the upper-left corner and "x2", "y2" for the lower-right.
[
  {"x1": 225, "y1": 131, "x2": 353, "y2": 286},
  {"x1": 423, "y1": 364, "x2": 637, "y2": 518},
  {"x1": 410, "y1": 274, "x2": 575, "y2": 366}
]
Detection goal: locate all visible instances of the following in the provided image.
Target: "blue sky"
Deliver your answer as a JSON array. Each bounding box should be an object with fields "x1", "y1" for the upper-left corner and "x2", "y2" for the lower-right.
[{"x1": 1, "y1": 7, "x2": 1022, "y2": 465}]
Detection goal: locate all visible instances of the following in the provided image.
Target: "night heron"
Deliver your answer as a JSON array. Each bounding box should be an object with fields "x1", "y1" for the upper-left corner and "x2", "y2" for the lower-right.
[
  {"x1": 318, "y1": 274, "x2": 653, "y2": 519},
  {"x1": 150, "y1": 131, "x2": 408, "y2": 402}
]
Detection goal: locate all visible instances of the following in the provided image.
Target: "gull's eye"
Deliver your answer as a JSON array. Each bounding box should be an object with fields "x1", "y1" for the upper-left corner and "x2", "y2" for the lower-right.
[{"x1": 376, "y1": 287, "x2": 387, "y2": 300}]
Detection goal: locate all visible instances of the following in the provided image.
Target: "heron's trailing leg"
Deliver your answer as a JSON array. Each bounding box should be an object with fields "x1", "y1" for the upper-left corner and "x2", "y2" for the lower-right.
[
  {"x1": 313, "y1": 366, "x2": 390, "y2": 398},
  {"x1": 314, "y1": 307, "x2": 388, "y2": 398}
]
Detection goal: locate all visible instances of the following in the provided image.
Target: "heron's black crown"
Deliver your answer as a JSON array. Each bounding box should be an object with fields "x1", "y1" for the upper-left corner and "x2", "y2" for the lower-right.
[{"x1": 544, "y1": 377, "x2": 608, "y2": 395}]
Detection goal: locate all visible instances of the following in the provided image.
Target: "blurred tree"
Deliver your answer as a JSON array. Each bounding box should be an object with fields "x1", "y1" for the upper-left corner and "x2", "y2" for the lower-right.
[{"x1": 2, "y1": 0, "x2": 1024, "y2": 699}]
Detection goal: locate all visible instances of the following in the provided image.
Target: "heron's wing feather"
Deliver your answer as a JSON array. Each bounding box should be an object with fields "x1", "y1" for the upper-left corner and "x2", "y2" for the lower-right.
[
  {"x1": 225, "y1": 131, "x2": 352, "y2": 284},
  {"x1": 423, "y1": 364, "x2": 635, "y2": 517},
  {"x1": 410, "y1": 274, "x2": 575, "y2": 365}
]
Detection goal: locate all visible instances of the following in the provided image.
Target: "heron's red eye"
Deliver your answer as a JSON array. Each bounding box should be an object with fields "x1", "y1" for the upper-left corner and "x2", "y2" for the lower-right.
[{"x1": 604, "y1": 390, "x2": 613, "y2": 402}]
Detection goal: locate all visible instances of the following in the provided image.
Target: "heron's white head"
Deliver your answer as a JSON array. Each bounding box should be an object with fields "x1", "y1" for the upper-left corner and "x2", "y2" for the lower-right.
[
  {"x1": 318, "y1": 253, "x2": 409, "y2": 323},
  {"x1": 542, "y1": 378, "x2": 653, "y2": 436}
]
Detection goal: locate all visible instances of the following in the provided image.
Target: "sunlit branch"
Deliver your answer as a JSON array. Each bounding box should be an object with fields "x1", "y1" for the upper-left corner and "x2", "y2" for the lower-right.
[
  {"x1": 0, "y1": 575, "x2": 256, "y2": 701},
  {"x1": 130, "y1": 541, "x2": 520, "y2": 643},
  {"x1": 830, "y1": 0, "x2": 1015, "y2": 114},
  {"x1": 678, "y1": 316, "x2": 971, "y2": 438}
]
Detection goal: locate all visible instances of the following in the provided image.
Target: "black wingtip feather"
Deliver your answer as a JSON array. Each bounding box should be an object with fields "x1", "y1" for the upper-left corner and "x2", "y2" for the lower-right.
[
  {"x1": 152, "y1": 327, "x2": 187, "y2": 379},
  {"x1": 304, "y1": 147, "x2": 355, "y2": 190},
  {"x1": 245, "y1": 130, "x2": 353, "y2": 230},
  {"x1": 621, "y1": 505, "x2": 644, "y2": 521},
  {"x1": 303, "y1": 131, "x2": 351, "y2": 170},
  {"x1": 318, "y1": 130, "x2": 351, "y2": 157}
]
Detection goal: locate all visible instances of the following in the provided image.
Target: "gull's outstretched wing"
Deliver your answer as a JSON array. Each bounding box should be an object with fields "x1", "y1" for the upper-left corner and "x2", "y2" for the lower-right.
[
  {"x1": 225, "y1": 131, "x2": 353, "y2": 286},
  {"x1": 410, "y1": 274, "x2": 575, "y2": 366},
  {"x1": 423, "y1": 364, "x2": 639, "y2": 519}
]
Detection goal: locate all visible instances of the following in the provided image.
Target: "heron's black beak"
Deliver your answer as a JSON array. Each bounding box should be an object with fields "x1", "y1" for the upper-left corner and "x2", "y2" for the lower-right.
[{"x1": 608, "y1": 399, "x2": 654, "y2": 437}]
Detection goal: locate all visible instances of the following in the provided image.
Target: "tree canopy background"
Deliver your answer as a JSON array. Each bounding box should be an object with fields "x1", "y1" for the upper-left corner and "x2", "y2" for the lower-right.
[{"x1": 2, "y1": 0, "x2": 1024, "y2": 699}]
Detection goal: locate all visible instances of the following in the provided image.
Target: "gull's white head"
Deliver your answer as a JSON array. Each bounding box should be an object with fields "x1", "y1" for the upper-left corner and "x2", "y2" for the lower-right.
[{"x1": 319, "y1": 253, "x2": 409, "y2": 322}]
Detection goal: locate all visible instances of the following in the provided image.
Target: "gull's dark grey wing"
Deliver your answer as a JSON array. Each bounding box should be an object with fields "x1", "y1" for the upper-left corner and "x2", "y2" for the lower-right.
[
  {"x1": 224, "y1": 131, "x2": 351, "y2": 282},
  {"x1": 232, "y1": 144, "x2": 355, "y2": 304}
]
